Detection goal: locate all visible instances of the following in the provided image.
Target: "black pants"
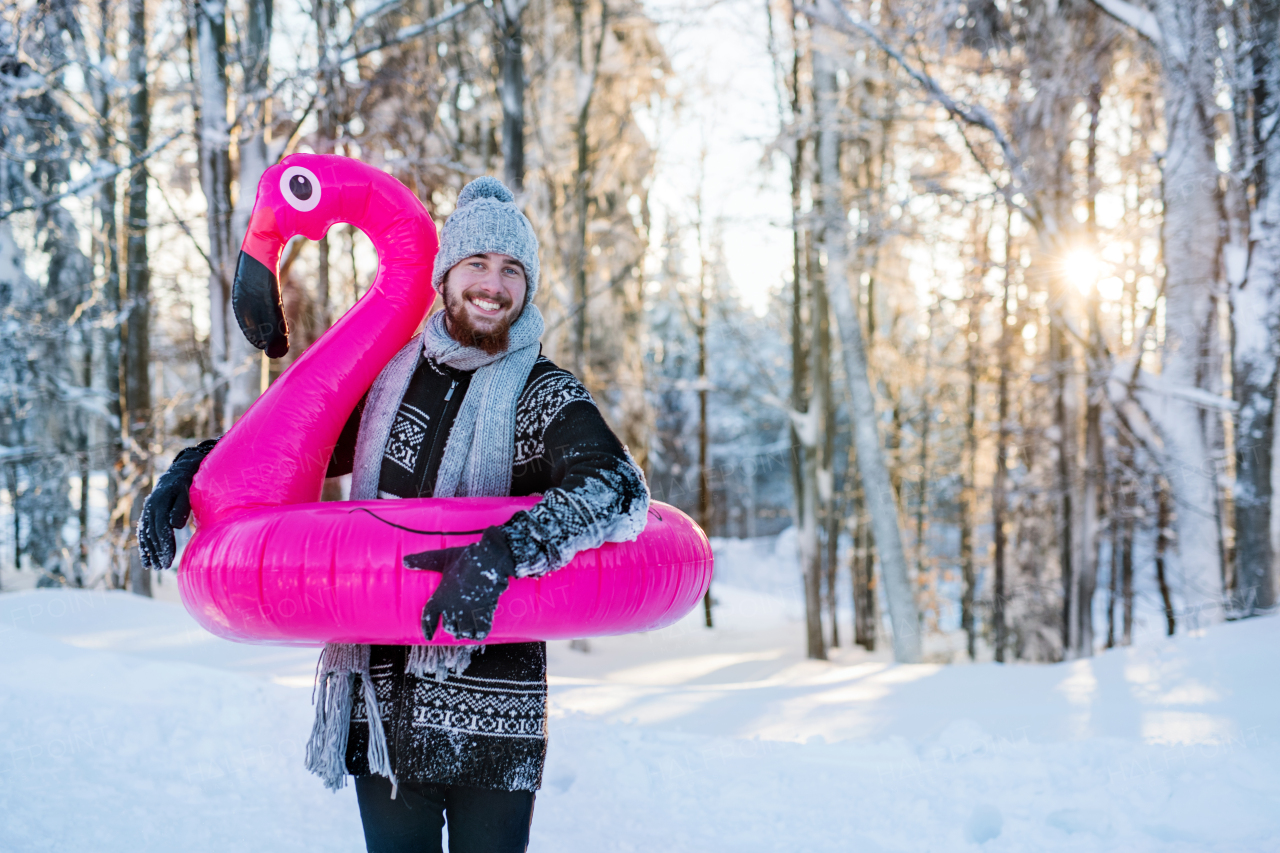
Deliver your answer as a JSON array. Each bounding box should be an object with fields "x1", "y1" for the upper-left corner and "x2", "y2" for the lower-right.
[{"x1": 354, "y1": 775, "x2": 535, "y2": 853}]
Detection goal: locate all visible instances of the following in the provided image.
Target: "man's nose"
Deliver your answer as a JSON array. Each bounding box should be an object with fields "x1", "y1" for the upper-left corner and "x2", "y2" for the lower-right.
[{"x1": 475, "y1": 270, "x2": 507, "y2": 293}]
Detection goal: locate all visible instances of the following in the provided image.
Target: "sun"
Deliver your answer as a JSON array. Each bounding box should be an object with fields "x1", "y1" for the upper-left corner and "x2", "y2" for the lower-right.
[{"x1": 1062, "y1": 248, "x2": 1102, "y2": 295}]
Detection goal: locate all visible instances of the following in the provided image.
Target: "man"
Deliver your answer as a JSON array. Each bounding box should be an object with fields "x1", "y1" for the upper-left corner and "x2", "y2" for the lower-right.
[{"x1": 138, "y1": 176, "x2": 649, "y2": 853}]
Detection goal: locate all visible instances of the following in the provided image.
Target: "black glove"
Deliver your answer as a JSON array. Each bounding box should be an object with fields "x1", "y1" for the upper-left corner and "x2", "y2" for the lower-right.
[
  {"x1": 137, "y1": 439, "x2": 218, "y2": 570},
  {"x1": 405, "y1": 526, "x2": 517, "y2": 641}
]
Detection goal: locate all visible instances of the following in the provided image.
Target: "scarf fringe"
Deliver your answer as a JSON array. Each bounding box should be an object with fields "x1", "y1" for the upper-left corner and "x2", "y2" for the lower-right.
[
  {"x1": 305, "y1": 643, "x2": 395, "y2": 791},
  {"x1": 306, "y1": 644, "x2": 476, "y2": 790},
  {"x1": 406, "y1": 644, "x2": 476, "y2": 682}
]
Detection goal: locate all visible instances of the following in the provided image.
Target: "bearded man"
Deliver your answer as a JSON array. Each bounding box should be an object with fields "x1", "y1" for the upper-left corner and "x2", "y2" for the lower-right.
[{"x1": 138, "y1": 177, "x2": 649, "y2": 853}]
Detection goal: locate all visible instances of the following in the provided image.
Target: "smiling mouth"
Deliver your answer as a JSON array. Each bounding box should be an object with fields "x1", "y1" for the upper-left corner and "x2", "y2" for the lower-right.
[{"x1": 468, "y1": 296, "x2": 506, "y2": 314}]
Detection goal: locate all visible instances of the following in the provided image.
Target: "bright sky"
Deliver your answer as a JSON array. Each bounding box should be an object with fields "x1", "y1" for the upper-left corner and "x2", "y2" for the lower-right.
[{"x1": 644, "y1": 0, "x2": 793, "y2": 315}]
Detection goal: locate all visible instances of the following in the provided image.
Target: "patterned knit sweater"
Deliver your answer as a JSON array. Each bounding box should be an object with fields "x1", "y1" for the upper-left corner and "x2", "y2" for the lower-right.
[{"x1": 327, "y1": 352, "x2": 649, "y2": 791}]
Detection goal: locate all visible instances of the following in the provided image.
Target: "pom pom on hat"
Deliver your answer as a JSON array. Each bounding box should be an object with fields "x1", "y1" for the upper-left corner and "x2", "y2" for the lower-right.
[
  {"x1": 432, "y1": 176, "x2": 540, "y2": 301},
  {"x1": 457, "y1": 176, "x2": 514, "y2": 206}
]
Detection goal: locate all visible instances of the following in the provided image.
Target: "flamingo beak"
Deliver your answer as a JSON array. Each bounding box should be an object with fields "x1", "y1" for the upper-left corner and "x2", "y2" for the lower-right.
[{"x1": 232, "y1": 205, "x2": 289, "y2": 358}]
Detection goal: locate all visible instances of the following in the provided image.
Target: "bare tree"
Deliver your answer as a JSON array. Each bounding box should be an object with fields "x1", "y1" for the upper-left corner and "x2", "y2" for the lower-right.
[
  {"x1": 492, "y1": 0, "x2": 530, "y2": 191},
  {"x1": 1093, "y1": 0, "x2": 1229, "y2": 624},
  {"x1": 124, "y1": 0, "x2": 152, "y2": 596},
  {"x1": 226, "y1": 0, "x2": 274, "y2": 424},
  {"x1": 813, "y1": 35, "x2": 920, "y2": 663},
  {"x1": 194, "y1": 0, "x2": 236, "y2": 429},
  {"x1": 1231, "y1": 0, "x2": 1280, "y2": 614}
]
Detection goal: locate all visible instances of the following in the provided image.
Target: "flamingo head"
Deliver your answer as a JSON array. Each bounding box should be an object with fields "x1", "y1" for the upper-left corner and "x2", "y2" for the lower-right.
[{"x1": 233, "y1": 153, "x2": 380, "y2": 358}]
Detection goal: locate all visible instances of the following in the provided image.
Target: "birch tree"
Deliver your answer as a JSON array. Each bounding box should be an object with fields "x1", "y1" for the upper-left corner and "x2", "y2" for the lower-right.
[
  {"x1": 812, "y1": 32, "x2": 921, "y2": 663},
  {"x1": 1231, "y1": 0, "x2": 1280, "y2": 614},
  {"x1": 225, "y1": 0, "x2": 274, "y2": 424},
  {"x1": 194, "y1": 0, "x2": 236, "y2": 429},
  {"x1": 1093, "y1": 0, "x2": 1229, "y2": 624}
]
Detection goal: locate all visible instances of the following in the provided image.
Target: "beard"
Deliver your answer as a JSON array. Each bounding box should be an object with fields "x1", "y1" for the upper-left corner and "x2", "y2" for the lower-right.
[{"x1": 442, "y1": 281, "x2": 518, "y2": 356}]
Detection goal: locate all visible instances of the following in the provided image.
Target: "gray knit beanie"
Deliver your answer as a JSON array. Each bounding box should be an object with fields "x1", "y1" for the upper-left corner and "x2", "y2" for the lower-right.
[{"x1": 432, "y1": 177, "x2": 540, "y2": 303}]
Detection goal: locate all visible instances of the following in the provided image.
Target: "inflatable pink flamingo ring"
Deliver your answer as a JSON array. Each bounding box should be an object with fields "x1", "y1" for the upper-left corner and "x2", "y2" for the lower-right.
[{"x1": 178, "y1": 154, "x2": 713, "y2": 647}]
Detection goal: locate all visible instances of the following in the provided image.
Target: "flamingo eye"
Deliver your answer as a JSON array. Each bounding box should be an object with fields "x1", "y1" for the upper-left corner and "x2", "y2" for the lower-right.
[{"x1": 280, "y1": 166, "x2": 321, "y2": 212}]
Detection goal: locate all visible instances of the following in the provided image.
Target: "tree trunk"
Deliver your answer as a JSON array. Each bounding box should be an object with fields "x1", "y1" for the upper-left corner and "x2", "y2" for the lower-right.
[
  {"x1": 1106, "y1": 520, "x2": 1118, "y2": 649},
  {"x1": 495, "y1": 0, "x2": 528, "y2": 192},
  {"x1": 125, "y1": 0, "x2": 152, "y2": 597},
  {"x1": 696, "y1": 197, "x2": 713, "y2": 629},
  {"x1": 822, "y1": 238, "x2": 838, "y2": 650},
  {"x1": 852, "y1": 491, "x2": 877, "y2": 651},
  {"x1": 808, "y1": 233, "x2": 832, "y2": 658},
  {"x1": 794, "y1": 50, "x2": 845, "y2": 662},
  {"x1": 195, "y1": 0, "x2": 235, "y2": 431},
  {"x1": 785, "y1": 15, "x2": 822, "y2": 658},
  {"x1": 787, "y1": 14, "x2": 807, "y2": 569},
  {"x1": 226, "y1": 0, "x2": 274, "y2": 425},
  {"x1": 569, "y1": 0, "x2": 605, "y2": 379},
  {"x1": 1122, "y1": 510, "x2": 1135, "y2": 644},
  {"x1": 961, "y1": 290, "x2": 979, "y2": 660},
  {"x1": 1148, "y1": 0, "x2": 1227, "y2": 621},
  {"x1": 993, "y1": 208, "x2": 1012, "y2": 661},
  {"x1": 1092, "y1": 0, "x2": 1230, "y2": 627},
  {"x1": 1080, "y1": 385, "x2": 1103, "y2": 655},
  {"x1": 1234, "y1": 0, "x2": 1280, "y2": 615},
  {"x1": 1077, "y1": 81, "x2": 1105, "y2": 657},
  {"x1": 915, "y1": 300, "x2": 933, "y2": 629},
  {"x1": 312, "y1": 0, "x2": 338, "y2": 332},
  {"x1": 796, "y1": 216, "x2": 824, "y2": 659},
  {"x1": 814, "y1": 47, "x2": 920, "y2": 663},
  {"x1": 7, "y1": 466, "x2": 21, "y2": 574},
  {"x1": 93, "y1": 0, "x2": 123, "y2": 586},
  {"x1": 78, "y1": 347, "x2": 91, "y2": 586},
  {"x1": 1155, "y1": 481, "x2": 1177, "y2": 635},
  {"x1": 799, "y1": 396, "x2": 824, "y2": 659},
  {"x1": 826, "y1": 498, "x2": 839, "y2": 648},
  {"x1": 1053, "y1": 320, "x2": 1076, "y2": 656},
  {"x1": 616, "y1": 196, "x2": 652, "y2": 473},
  {"x1": 1116, "y1": 418, "x2": 1138, "y2": 647}
]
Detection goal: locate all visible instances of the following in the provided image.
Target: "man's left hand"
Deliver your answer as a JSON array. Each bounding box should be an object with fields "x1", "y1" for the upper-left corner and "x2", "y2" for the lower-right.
[{"x1": 406, "y1": 526, "x2": 517, "y2": 641}]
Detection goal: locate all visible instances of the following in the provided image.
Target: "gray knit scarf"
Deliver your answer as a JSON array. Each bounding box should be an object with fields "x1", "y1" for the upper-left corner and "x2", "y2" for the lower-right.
[{"x1": 305, "y1": 304, "x2": 545, "y2": 791}]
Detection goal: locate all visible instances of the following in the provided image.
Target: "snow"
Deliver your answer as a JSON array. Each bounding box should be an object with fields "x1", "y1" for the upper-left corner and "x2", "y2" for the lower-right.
[{"x1": 2, "y1": 540, "x2": 1279, "y2": 852}]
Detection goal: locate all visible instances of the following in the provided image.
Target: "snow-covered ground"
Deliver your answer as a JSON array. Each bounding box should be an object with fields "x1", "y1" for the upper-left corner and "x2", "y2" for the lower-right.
[{"x1": 2, "y1": 540, "x2": 1278, "y2": 851}]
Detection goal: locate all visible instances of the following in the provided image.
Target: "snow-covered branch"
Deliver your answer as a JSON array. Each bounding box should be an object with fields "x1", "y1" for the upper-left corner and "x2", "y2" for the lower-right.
[
  {"x1": 348, "y1": 0, "x2": 409, "y2": 36},
  {"x1": 1089, "y1": 0, "x2": 1162, "y2": 46},
  {"x1": 0, "y1": 130, "x2": 185, "y2": 223},
  {"x1": 798, "y1": 1, "x2": 1046, "y2": 233},
  {"x1": 338, "y1": 0, "x2": 480, "y2": 66}
]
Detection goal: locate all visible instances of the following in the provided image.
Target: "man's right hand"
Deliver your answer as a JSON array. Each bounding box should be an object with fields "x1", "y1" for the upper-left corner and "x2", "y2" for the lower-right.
[{"x1": 137, "y1": 439, "x2": 218, "y2": 570}]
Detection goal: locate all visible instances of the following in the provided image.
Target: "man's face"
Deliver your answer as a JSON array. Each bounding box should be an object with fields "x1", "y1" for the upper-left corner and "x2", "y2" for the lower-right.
[{"x1": 442, "y1": 253, "x2": 528, "y2": 355}]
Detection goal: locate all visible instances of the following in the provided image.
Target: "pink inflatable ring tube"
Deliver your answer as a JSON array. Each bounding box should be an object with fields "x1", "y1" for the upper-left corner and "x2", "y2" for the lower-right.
[
  {"x1": 181, "y1": 498, "x2": 711, "y2": 646},
  {"x1": 178, "y1": 153, "x2": 714, "y2": 646}
]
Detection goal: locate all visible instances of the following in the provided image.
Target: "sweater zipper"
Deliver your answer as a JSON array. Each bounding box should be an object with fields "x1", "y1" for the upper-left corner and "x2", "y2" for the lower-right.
[{"x1": 420, "y1": 377, "x2": 463, "y2": 496}]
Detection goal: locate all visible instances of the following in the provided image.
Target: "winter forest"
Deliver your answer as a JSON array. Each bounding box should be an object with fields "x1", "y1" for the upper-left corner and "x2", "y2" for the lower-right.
[
  {"x1": 5, "y1": 0, "x2": 1280, "y2": 847},
  {"x1": 6, "y1": 0, "x2": 1278, "y2": 663}
]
